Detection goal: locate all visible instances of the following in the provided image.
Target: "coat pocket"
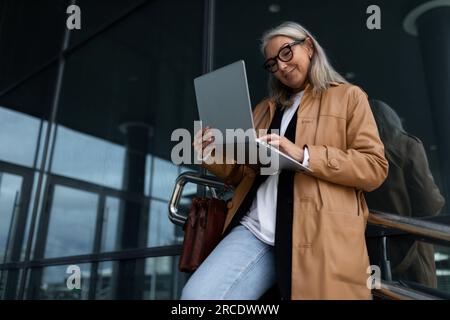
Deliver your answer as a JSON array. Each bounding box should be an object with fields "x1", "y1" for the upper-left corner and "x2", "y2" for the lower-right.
[
  {"x1": 321, "y1": 213, "x2": 368, "y2": 285},
  {"x1": 317, "y1": 180, "x2": 359, "y2": 216}
]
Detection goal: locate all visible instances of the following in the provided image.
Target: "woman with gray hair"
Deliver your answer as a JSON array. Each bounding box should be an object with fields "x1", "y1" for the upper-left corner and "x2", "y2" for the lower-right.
[{"x1": 183, "y1": 21, "x2": 388, "y2": 300}]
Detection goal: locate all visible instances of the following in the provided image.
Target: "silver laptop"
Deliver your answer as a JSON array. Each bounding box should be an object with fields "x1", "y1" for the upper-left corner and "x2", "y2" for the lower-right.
[{"x1": 194, "y1": 60, "x2": 311, "y2": 173}]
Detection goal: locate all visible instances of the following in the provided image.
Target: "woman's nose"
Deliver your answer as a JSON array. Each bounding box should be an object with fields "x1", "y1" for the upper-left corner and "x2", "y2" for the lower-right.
[{"x1": 277, "y1": 59, "x2": 288, "y2": 70}]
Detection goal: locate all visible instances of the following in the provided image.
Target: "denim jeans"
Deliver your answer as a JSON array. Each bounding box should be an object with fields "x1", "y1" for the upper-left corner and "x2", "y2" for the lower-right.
[{"x1": 180, "y1": 224, "x2": 276, "y2": 300}]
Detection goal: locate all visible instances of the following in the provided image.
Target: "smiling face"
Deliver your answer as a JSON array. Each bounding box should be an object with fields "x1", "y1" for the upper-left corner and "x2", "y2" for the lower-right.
[{"x1": 264, "y1": 35, "x2": 314, "y2": 93}]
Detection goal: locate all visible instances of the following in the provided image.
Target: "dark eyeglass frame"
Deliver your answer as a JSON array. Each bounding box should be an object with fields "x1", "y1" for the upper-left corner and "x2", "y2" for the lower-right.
[{"x1": 262, "y1": 39, "x2": 306, "y2": 73}]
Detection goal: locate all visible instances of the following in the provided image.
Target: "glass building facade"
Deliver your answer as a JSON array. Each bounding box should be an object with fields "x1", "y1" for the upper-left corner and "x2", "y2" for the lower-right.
[{"x1": 0, "y1": 0, "x2": 449, "y2": 299}]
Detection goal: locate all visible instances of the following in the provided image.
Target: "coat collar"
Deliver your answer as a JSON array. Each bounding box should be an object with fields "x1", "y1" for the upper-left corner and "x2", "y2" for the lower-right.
[
  {"x1": 267, "y1": 82, "x2": 313, "y2": 119},
  {"x1": 263, "y1": 81, "x2": 344, "y2": 128}
]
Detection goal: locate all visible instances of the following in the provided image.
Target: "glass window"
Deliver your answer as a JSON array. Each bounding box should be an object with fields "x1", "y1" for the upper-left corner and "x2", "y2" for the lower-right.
[
  {"x1": 0, "y1": 62, "x2": 57, "y2": 267},
  {"x1": 0, "y1": 173, "x2": 23, "y2": 262},
  {"x1": 21, "y1": 172, "x2": 43, "y2": 262},
  {"x1": 44, "y1": 185, "x2": 98, "y2": 258},
  {"x1": 50, "y1": 0, "x2": 204, "y2": 206},
  {"x1": 0, "y1": 62, "x2": 56, "y2": 170},
  {"x1": 95, "y1": 257, "x2": 186, "y2": 300},
  {"x1": 0, "y1": 269, "x2": 7, "y2": 298},
  {"x1": 100, "y1": 197, "x2": 120, "y2": 252},
  {"x1": 0, "y1": 108, "x2": 44, "y2": 168},
  {"x1": 47, "y1": 0, "x2": 204, "y2": 254},
  {"x1": 148, "y1": 199, "x2": 180, "y2": 247},
  {"x1": 151, "y1": 157, "x2": 180, "y2": 201},
  {"x1": 374, "y1": 241, "x2": 450, "y2": 297},
  {"x1": 144, "y1": 154, "x2": 153, "y2": 197},
  {"x1": 51, "y1": 126, "x2": 125, "y2": 189},
  {"x1": 68, "y1": 0, "x2": 147, "y2": 49},
  {"x1": 0, "y1": 0, "x2": 205, "y2": 300},
  {"x1": 95, "y1": 261, "x2": 117, "y2": 299},
  {"x1": 0, "y1": 1, "x2": 65, "y2": 91},
  {"x1": 34, "y1": 263, "x2": 91, "y2": 300},
  {"x1": 435, "y1": 245, "x2": 450, "y2": 293},
  {"x1": 144, "y1": 255, "x2": 182, "y2": 300}
]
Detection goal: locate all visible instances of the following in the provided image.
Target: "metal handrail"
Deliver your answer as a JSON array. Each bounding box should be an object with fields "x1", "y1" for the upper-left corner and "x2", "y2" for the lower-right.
[
  {"x1": 169, "y1": 173, "x2": 450, "y2": 243},
  {"x1": 168, "y1": 172, "x2": 449, "y2": 300},
  {"x1": 373, "y1": 281, "x2": 442, "y2": 300},
  {"x1": 368, "y1": 210, "x2": 450, "y2": 244},
  {"x1": 168, "y1": 171, "x2": 232, "y2": 226}
]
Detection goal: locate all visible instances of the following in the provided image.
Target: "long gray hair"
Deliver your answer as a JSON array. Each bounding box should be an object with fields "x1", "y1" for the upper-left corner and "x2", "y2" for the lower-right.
[{"x1": 260, "y1": 21, "x2": 347, "y2": 108}]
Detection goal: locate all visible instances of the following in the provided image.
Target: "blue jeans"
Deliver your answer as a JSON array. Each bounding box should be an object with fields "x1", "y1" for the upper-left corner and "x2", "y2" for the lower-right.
[{"x1": 180, "y1": 224, "x2": 276, "y2": 300}]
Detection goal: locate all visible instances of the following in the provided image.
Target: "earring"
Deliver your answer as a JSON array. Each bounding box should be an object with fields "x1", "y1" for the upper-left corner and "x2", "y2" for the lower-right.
[{"x1": 309, "y1": 53, "x2": 312, "y2": 59}]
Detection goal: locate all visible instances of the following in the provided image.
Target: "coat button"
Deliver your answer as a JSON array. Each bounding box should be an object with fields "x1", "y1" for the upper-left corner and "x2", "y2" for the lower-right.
[
  {"x1": 328, "y1": 159, "x2": 339, "y2": 169},
  {"x1": 227, "y1": 201, "x2": 233, "y2": 209}
]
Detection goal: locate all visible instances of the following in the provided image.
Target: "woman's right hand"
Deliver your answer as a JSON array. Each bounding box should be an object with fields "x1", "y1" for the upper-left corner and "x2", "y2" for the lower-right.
[{"x1": 193, "y1": 126, "x2": 216, "y2": 159}]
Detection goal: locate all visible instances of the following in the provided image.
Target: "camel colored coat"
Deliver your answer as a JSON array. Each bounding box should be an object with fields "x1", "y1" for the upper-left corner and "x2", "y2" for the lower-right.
[{"x1": 201, "y1": 82, "x2": 388, "y2": 299}]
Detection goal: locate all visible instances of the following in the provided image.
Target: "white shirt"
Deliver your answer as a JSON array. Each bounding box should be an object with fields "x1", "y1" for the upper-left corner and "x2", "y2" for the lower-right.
[{"x1": 240, "y1": 91, "x2": 309, "y2": 245}]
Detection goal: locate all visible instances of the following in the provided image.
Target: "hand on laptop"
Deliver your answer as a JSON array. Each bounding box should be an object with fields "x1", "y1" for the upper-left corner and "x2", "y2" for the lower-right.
[
  {"x1": 258, "y1": 133, "x2": 304, "y2": 163},
  {"x1": 193, "y1": 126, "x2": 216, "y2": 160}
]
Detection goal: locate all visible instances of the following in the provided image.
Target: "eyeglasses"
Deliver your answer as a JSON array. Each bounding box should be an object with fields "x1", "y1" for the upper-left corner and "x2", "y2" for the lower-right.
[{"x1": 263, "y1": 39, "x2": 306, "y2": 73}]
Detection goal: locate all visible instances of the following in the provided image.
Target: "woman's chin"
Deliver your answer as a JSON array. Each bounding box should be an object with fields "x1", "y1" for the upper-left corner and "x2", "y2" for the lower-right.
[
  {"x1": 290, "y1": 81, "x2": 306, "y2": 92},
  {"x1": 286, "y1": 75, "x2": 305, "y2": 90},
  {"x1": 281, "y1": 77, "x2": 305, "y2": 90}
]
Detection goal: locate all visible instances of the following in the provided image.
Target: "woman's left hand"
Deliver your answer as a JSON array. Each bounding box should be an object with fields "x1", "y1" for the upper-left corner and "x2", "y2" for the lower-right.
[{"x1": 258, "y1": 134, "x2": 304, "y2": 162}]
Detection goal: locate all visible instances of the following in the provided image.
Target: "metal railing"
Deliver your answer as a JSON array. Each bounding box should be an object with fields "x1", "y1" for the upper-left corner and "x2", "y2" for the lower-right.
[
  {"x1": 169, "y1": 171, "x2": 449, "y2": 300},
  {"x1": 372, "y1": 282, "x2": 442, "y2": 300},
  {"x1": 168, "y1": 171, "x2": 232, "y2": 226},
  {"x1": 169, "y1": 172, "x2": 450, "y2": 244},
  {"x1": 368, "y1": 209, "x2": 450, "y2": 244}
]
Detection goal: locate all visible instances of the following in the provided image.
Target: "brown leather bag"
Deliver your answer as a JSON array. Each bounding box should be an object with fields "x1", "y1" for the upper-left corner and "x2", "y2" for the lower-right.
[{"x1": 179, "y1": 197, "x2": 227, "y2": 273}]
